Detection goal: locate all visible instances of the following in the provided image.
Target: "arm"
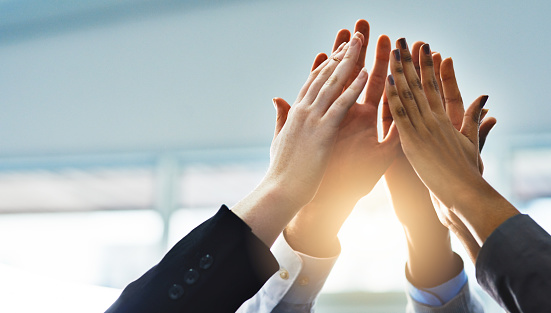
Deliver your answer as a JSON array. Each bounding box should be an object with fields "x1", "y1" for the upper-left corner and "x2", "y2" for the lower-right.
[
  {"x1": 384, "y1": 38, "x2": 487, "y2": 312},
  {"x1": 107, "y1": 33, "x2": 368, "y2": 313},
  {"x1": 385, "y1": 42, "x2": 519, "y2": 249},
  {"x1": 239, "y1": 20, "x2": 399, "y2": 313},
  {"x1": 384, "y1": 42, "x2": 551, "y2": 313},
  {"x1": 284, "y1": 19, "x2": 399, "y2": 258},
  {"x1": 231, "y1": 31, "x2": 368, "y2": 247}
]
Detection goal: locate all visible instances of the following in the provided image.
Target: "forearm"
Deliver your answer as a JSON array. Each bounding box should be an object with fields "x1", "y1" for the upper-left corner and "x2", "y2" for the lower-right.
[{"x1": 453, "y1": 176, "x2": 520, "y2": 246}]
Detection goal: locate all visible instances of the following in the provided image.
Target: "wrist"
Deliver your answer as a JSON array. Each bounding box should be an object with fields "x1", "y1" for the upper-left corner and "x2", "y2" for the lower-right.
[
  {"x1": 283, "y1": 200, "x2": 347, "y2": 258},
  {"x1": 452, "y1": 176, "x2": 520, "y2": 245},
  {"x1": 231, "y1": 178, "x2": 305, "y2": 247}
]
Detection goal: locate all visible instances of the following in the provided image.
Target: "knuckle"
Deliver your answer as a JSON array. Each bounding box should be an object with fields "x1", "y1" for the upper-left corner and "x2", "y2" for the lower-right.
[
  {"x1": 324, "y1": 75, "x2": 341, "y2": 87},
  {"x1": 412, "y1": 78, "x2": 422, "y2": 90},
  {"x1": 388, "y1": 89, "x2": 399, "y2": 98},
  {"x1": 422, "y1": 58, "x2": 434, "y2": 67},
  {"x1": 403, "y1": 53, "x2": 413, "y2": 63},
  {"x1": 401, "y1": 90, "x2": 414, "y2": 100},
  {"x1": 432, "y1": 79, "x2": 440, "y2": 92},
  {"x1": 395, "y1": 106, "x2": 408, "y2": 117},
  {"x1": 395, "y1": 66, "x2": 404, "y2": 74},
  {"x1": 444, "y1": 96, "x2": 463, "y2": 104}
]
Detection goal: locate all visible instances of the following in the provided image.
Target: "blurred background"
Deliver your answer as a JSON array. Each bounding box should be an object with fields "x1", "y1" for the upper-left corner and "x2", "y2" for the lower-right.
[{"x1": 1, "y1": 0, "x2": 551, "y2": 312}]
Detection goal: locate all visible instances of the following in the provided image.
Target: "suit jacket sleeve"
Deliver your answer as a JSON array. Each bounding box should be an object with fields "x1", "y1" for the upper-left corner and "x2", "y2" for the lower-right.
[
  {"x1": 475, "y1": 214, "x2": 551, "y2": 313},
  {"x1": 105, "y1": 205, "x2": 279, "y2": 313}
]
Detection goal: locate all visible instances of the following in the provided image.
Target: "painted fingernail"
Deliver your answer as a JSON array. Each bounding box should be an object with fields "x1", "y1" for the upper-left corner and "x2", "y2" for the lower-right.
[
  {"x1": 351, "y1": 34, "x2": 360, "y2": 47},
  {"x1": 393, "y1": 49, "x2": 401, "y2": 61},
  {"x1": 398, "y1": 38, "x2": 407, "y2": 50},
  {"x1": 423, "y1": 44, "x2": 431, "y2": 55},
  {"x1": 388, "y1": 75, "x2": 395, "y2": 85},
  {"x1": 480, "y1": 95, "x2": 489, "y2": 108}
]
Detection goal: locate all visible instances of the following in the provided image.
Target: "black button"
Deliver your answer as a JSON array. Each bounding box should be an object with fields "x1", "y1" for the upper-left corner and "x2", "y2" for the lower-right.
[
  {"x1": 185, "y1": 268, "x2": 200, "y2": 285},
  {"x1": 168, "y1": 284, "x2": 184, "y2": 300},
  {"x1": 199, "y1": 254, "x2": 214, "y2": 270}
]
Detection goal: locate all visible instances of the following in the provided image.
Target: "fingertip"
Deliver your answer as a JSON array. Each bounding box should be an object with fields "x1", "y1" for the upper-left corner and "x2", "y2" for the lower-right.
[
  {"x1": 480, "y1": 95, "x2": 489, "y2": 109},
  {"x1": 388, "y1": 74, "x2": 395, "y2": 86}
]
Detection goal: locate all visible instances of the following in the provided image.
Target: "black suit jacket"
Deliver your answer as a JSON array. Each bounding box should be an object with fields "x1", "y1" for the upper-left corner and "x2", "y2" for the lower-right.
[
  {"x1": 105, "y1": 205, "x2": 279, "y2": 313},
  {"x1": 476, "y1": 214, "x2": 551, "y2": 313}
]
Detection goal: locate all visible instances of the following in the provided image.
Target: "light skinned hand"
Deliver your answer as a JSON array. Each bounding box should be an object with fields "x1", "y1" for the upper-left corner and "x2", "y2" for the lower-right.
[
  {"x1": 232, "y1": 32, "x2": 368, "y2": 247},
  {"x1": 274, "y1": 20, "x2": 400, "y2": 256},
  {"x1": 385, "y1": 42, "x2": 519, "y2": 248}
]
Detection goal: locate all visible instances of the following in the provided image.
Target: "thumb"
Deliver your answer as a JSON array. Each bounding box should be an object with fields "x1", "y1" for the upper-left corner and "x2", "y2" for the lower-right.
[
  {"x1": 460, "y1": 95, "x2": 488, "y2": 147},
  {"x1": 272, "y1": 97, "x2": 291, "y2": 140}
]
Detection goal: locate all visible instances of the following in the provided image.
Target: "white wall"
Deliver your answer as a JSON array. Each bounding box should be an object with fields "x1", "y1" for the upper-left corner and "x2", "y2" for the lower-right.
[{"x1": 1, "y1": 0, "x2": 550, "y2": 157}]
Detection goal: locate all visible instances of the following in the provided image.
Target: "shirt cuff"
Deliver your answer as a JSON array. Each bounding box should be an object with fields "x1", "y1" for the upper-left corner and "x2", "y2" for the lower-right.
[
  {"x1": 407, "y1": 268, "x2": 468, "y2": 307},
  {"x1": 270, "y1": 233, "x2": 340, "y2": 305}
]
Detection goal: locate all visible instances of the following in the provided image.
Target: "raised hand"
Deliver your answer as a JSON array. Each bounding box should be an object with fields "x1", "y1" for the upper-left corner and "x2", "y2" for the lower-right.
[
  {"x1": 232, "y1": 32, "x2": 368, "y2": 247},
  {"x1": 279, "y1": 20, "x2": 400, "y2": 257},
  {"x1": 385, "y1": 42, "x2": 519, "y2": 249}
]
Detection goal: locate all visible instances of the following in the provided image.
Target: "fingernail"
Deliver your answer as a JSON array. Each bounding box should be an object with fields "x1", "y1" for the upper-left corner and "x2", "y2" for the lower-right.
[
  {"x1": 398, "y1": 38, "x2": 407, "y2": 50},
  {"x1": 480, "y1": 95, "x2": 489, "y2": 108},
  {"x1": 351, "y1": 35, "x2": 359, "y2": 47},
  {"x1": 393, "y1": 49, "x2": 401, "y2": 61},
  {"x1": 359, "y1": 67, "x2": 368, "y2": 78},
  {"x1": 423, "y1": 44, "x2": 431, "y2": 55},
  {"x1": 272, "y1": 98, "x2": 277, "y2": 109},
  {"x1": 388, "y1": 75, "x2": 395, "y2": 85}
]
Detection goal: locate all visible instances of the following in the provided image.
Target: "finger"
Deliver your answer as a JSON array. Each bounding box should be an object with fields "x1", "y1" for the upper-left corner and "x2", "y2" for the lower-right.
[
  {"x1": 272, "y1": 97, "x2": 291, "y2": 141},
  {"x1": 441, "y1": 57, "x2": 465, "y2": 130},
  {"x1": 342, "y1": 20, "x2": 370, "y2": 90},
  {"x1": 419, "y1": 44, "x2": 445, "y2": 114},
  {"x1": 396, "y1": 38, "x2": 431, "y2": 117},
  {"x1": 332, "y1": 29, "x2": 351, "y2": 52},
  {"x1": 361, "y1": 34, "x2": 391, "y2": 107},
  {"x1": 385, "y1": 75, "x2": 416, "y2": 139},
  {"x1": 380, "y1": 120, "x2": 401, "y2": 152},
  {"x1": 311, "y1": 33, "x2": 364, "y2": 112},
  {"x1": 382, "y1": 90, "x2": 393, "y2": 137},
  {"x1": 480, "y1": 108, "x2": 489, "y2": 121},
  {"x1": 354, "y1": 19, "x2": 370, "y2": 70},
  {"x1": 389, "y1": 48, "x2": 429, "y2": 129},
  {"x1": 324, "y1": 68, "x2": 368, "y2": 126},
  {"x1": 311, "y1": 53, "x2": 328, "y2": 71},
  {"x1": 479, "y1": 116, "x2": 497, "y2": 152},
  {"x1": 460, "y1": 95, "x2": 489, "y2": 147},
  {"x1": 410, "y1": 41, "x2": 425, "y2": 77},
  {"x1": 432, "y1": 52, "x2": 445, "y2": 105},
  {"x1": 296, "y1": 43, "x2": 347, "y2": 103}
]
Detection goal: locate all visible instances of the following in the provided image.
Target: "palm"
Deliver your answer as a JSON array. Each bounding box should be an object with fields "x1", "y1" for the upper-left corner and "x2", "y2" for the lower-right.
[{"x1": 317, "y1": 101, "x2": 392, "y2": 205}]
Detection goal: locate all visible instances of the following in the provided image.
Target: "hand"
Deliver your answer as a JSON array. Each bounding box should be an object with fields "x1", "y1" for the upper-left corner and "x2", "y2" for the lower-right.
[
  {"x1": 232, "y1": 33, "x2": 368, "y2": 247},
  {"x1": 385, "y1": 42, "x2": 519, "y2": 248},
  {"x1": 277, "y1": 20, "x2": 400, "y2": 256},
  {"x1": 383, "y1": 39, "x2": 457, "y2": 286}
]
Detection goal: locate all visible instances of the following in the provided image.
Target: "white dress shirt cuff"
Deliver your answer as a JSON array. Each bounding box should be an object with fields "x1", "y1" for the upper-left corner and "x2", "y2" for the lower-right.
[{"x1": 273, "y1": 233, "x2": 340, "y2": 304}]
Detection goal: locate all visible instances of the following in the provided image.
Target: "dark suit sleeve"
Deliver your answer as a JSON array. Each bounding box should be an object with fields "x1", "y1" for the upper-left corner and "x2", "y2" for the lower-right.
[
  {"x1": 105, "y1": 205, "x2": 279, "y2": 313},
  {"x1": 475, "y1": 214, "x2": 551, "y2": 313}
]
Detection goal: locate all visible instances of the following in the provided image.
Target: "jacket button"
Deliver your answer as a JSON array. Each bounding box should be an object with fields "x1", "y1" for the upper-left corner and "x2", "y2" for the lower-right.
[
  {"x1": 168, "y1": 284, "x2": 184, "y2": 300},
  {"x1": 185, "y1": 268, "x2": 200, "y2": 285},
  {"x1": 199, "y1": 254, "x2": 214, "y2": 270}
]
